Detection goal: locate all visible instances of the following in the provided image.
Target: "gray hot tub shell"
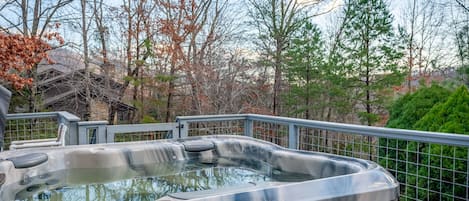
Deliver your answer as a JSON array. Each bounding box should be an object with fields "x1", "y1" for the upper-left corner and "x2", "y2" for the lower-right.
[{"x1": 0, "y1": 135, "x2": 399, "y2": 201}]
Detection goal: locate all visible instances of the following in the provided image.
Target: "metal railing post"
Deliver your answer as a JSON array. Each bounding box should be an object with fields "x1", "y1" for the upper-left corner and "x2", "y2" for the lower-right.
[
  {"x1": 244, "y1": 118, "x2": 253, "y2": 137},
  {"x1": 176, "y1": 118, "x2": 189, "y2": 138},
  {"x1": 288, "y1": 123, "x2": 298, "y2": 149},
  {"x1": 57, "y1": 112, "x2": 80, "y2": 145},
  {"x1": 96, "y1": 123, "x2": 108, "y2": 144},
  {"x1": 171, "y1": 125, "x2": 179, "y2": 139},
  {"x1": 77, "y1": 121, "x2": 108, "y2": 144},
  {"x1": 67, "y1": 121, "x2": 79, "y2": 145},
  {"x1": 77, "y1": 123, "x2": 87, "y2": 145}
]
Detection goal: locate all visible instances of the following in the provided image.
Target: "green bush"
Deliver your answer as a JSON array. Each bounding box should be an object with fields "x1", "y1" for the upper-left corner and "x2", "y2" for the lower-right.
[
  {"x1": 380, "y1": 85, "x2": 469, "y2": 200},
  {"x1": 414, "y1": 86, "x2": 469, "y2": 133},
  {"x1": 386, "y1": 85, "x2": 451, "y2": 129},
  {"x1": 411, "y1": 86, "x2": 469, "y2": 200},
  {"x1": 140, "y1": 115, "x2": 159, "y2": 123}
]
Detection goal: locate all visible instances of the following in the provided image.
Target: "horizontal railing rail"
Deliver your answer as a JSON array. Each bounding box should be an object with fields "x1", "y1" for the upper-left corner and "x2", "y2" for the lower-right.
[
  {"x1": 177, "y1": 114, "x2": 469, "y2": 147},
  {"x1": 6, "y1": 112, "x2": 78, "y2": 120}
]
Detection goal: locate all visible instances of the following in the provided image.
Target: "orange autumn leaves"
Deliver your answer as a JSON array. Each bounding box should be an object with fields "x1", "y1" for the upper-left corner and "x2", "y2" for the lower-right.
[{"x1": 0, "y1": 33, "x2": 52, "y2": 89}]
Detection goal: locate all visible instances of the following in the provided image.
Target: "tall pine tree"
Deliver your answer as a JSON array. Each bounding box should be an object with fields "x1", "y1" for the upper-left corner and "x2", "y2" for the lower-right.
[
  {"x1": 284, "y1": 21, "x2": 325, "y2": 119},
  {"x1": 284, "y1": 20, "x2": 356, "y2": 122},
  {"x1": 340, "y1": 0, "x2": 404, "y2": 126}
]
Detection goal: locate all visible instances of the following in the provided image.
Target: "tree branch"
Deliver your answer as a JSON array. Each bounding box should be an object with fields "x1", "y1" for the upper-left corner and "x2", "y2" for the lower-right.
[{"x1": 456, "y1": 0, "x2": 469, "y2": 13}]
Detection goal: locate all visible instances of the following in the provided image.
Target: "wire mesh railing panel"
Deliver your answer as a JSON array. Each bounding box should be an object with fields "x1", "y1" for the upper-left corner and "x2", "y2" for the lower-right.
[
  {"x1": 298, "y1": 127, "x2": 376, "y2": 160},
  {"x1": 378, "y1": 141, "x2": 469, "y2": 201},
  {"x1": 4, "y1": 117, "x2": 59, "y2": 150},
  {"x1": 114, "y1": 131, "x2": 172, "y2": 143},
  {"x1": 188, "y1": 120, "x2": 244, "y2": 136},
  {"x1": 252, "y1": 121, "x2": 288, "y2": 148},
  {"x1": 297, "y1": 126, "x2": 469, "y2": 201}
]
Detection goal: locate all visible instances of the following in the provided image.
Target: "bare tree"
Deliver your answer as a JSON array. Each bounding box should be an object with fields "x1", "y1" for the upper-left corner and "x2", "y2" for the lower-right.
[
  {"x1": 0, "y1": 0, "x2": 72, "y2": 36},
  {"x1": 248, "y1": 0, "x2": 314, "y2": 115},
  {"x1": 0, "y1": 0, "x2": 72, "y2": 112},
  {"x1": 456, "y1": 0, "x2": 469, "y2": 13},
  {"x1": 399, "y1": 0, "x2": 449, "y2": 89},
  {"x1": 405, "y1": 0, "x2": 418, "y2": 92},
  {"x1": 155, "y1": 0, "x2": 229, "y2": 120},
  {"x1": 91, "y1": 0, "x2": 114, "y2": 122}
]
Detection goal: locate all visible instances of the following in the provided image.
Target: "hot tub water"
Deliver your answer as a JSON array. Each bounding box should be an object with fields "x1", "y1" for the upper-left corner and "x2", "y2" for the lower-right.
[{"x1": 14, "y1": 159, "x2": 312, "y2": 201}]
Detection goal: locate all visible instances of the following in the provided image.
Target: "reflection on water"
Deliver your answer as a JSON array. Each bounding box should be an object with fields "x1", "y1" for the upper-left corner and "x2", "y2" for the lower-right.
[
  {"x1": 13, "y1": 159, "x2": 313, "y2": 201},
  {"x1": 24, "y1": 167, "x2": 269, "y2": 201}
]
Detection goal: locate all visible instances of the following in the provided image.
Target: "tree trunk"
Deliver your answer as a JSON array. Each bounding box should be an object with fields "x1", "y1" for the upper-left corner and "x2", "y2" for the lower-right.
[
  {"x1": 108, "y1": 0, "x2": 132, "y2": 124},
  {"x1": 81, "y1": 0, "x2": 91, "y2": 120},
  {"x1": 165, "y1": 69, "x2": 175, "y2": 122},
  {"x1": 365, "y1": 7, "x2": 372, "y2": 160},
  {"x1": 93, "y1": 0, "x2": 113, "y2": 124},
  {"x1": 186, "y1": 71, "x2": 200, "y2": 115},
  {"x1": 305, "y1": 61, "x2": 311, "y2": 120},
  {"x1": 21, "y1": 0, "x2": 28, "y2": 35},
  {"x1": 273, "y1": 39, "x2": 283, "y2": 115},
  {"x1": 407, "y1": 0, "x2": 417, "y2": 93}
]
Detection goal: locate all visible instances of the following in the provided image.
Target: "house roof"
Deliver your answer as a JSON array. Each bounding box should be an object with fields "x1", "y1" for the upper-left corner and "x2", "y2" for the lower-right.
[
  {"x1": 38, "y1": 48, "x2": 86, "y2": 74},
  {"x1": 43, "y1": 90, "x2": 75, "y2": 106},
  {"x1": 37, "y1": 49, "x2": 135, "y2": 111}
]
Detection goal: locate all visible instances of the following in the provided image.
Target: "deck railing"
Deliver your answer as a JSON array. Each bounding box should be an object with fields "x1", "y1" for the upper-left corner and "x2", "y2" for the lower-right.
[
  {"x1": 3, "y1": 112, "x2": 80, "y2": 149},
  {"x1": 76, "y1": 121, "x2": 177, "y2": 144},
  {"x1": 3, "y1": 113, "x2": 469, "y2": 200},
  {"x1": 176, "y1": 114, "x2": 469, "y2": 201}
]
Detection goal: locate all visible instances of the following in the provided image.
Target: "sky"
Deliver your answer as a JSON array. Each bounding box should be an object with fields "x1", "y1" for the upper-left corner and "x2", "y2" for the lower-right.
[{"x1": 0, "y1": 0, "x2": 464, "y2": 68}]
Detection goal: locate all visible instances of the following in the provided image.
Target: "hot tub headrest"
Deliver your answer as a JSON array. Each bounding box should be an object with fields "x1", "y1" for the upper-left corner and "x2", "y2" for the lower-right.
[
  {"x1": 6, "y1": 153, "x2": 48, "y2": 169},
  {"x1": 182, "y1": 140, "x2": 215, "y2": 152}
]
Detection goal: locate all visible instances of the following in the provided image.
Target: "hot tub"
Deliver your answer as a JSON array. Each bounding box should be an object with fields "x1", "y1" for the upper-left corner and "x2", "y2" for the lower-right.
[{"x1": 0, "y1": 136, "x2": 398, "y2": 201}]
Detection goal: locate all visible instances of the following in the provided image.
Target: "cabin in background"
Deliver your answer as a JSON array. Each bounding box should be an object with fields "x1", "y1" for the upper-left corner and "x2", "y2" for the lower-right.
[{"x1": 36, "y1": 49, "x2": 136, "y2": 123}]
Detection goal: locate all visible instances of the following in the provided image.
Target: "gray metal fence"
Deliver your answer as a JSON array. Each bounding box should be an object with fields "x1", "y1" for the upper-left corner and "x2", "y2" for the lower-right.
[
  {"x1": 3, "y1": 112, "x2": 80, "y2": 149},
  {"x1": 4, "y1": 113, "x2": 178, "y2": 149},
  {"x1": 3, "y1": 112, "x2": 469, "y2": 201},
  {"x1": 176, "y1": 114, "x2": 469, "y2": 201},
  {"x1": 106, "y1": 123, "x2": 178, "y2": 143},
  {"x1": 77, "y1": 121, "x2": 178, "y2": 144}
]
